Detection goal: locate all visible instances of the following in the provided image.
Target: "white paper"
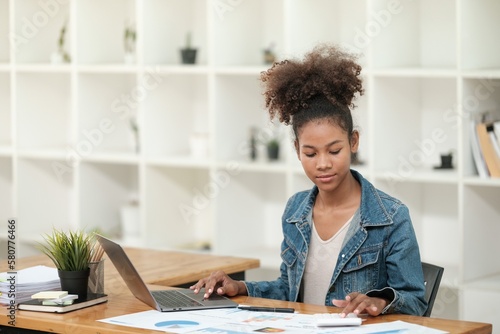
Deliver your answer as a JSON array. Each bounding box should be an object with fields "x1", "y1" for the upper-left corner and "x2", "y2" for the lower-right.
[{"x1": 99, "y1": 309, "x2": 448, "y2": 334}]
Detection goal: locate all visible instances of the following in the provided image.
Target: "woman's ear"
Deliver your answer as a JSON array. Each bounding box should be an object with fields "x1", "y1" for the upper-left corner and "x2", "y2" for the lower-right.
[
  {"x1": 350, "y1": 130, "x2": 360, "y2": 153},
  {"x1": 294, "y1": 140, "x2": 301, "y2": 161}
]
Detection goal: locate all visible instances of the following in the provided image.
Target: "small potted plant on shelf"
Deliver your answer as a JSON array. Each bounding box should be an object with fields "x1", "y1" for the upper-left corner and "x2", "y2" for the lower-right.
[
  {"x1": 124, "y1": 20, "x2": 136, "y2": 64},
  {"x1": 263, "y1": 42, "x2": 276, "y2": 65},
  {"x1": 266, "y1": 138, "x2": 280, "y2": 161},
  {"x1": 51, "y1": 21, "x2": 71, "y2": 64},
  {"x1": 37, "y1": 228, "x2": 94, "y2": 300},
  {"x1": 180, "y1": 32, "x2": 197, "y2": 64}
]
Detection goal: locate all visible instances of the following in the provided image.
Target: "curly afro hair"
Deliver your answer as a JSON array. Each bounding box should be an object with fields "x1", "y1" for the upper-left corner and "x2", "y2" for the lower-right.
[{"x1": 260, "y1": 44, "x2": 364, "y2": 140}]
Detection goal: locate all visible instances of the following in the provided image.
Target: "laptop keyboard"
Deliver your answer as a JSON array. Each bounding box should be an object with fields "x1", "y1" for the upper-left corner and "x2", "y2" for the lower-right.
[{"x1": 152, "y1": 290, "x2": 203, "y2": 308}]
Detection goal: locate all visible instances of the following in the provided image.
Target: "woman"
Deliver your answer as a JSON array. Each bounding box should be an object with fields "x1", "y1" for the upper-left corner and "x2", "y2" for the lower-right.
[{"x1": 191, "y1": 44, "x2": 427, "y2": 317}]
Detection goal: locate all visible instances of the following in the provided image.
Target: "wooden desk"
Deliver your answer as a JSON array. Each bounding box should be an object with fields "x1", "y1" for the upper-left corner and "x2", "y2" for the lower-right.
[
  {"x1": 0, "y1": 291, "x2": 492, "y2": 334},
  {"x1": 0, "y1": 250, "x2": 491, "y2": 334},
  {"x1": 8, "y1": 247, "x2": 261, "y2": 293}
]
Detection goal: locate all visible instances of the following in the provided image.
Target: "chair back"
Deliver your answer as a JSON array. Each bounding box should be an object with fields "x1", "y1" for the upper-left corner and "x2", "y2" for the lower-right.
[{"x1": 422, "y1": 262, "x2": 444, "y2": 317}]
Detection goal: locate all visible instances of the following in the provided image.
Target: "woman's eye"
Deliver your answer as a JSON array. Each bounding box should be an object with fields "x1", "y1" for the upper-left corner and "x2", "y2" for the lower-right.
[
  {"x1": 304, "y1": 153, "x2": 315, "y2": 158},
  {"x1": 330, "y1": 150, "x2": 341, "y2": 155}
]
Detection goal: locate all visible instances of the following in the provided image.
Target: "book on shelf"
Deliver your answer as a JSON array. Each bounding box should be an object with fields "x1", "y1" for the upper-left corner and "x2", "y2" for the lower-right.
[
  {"x1": 470, "y1": 119, "x2": 489, "y2": 178},
  {"x1": 476, "y1": 121, "x2": 500, "y2": 178},
  {"x1": 17, "y1": 293, "x2": 108, "y2": 313}
]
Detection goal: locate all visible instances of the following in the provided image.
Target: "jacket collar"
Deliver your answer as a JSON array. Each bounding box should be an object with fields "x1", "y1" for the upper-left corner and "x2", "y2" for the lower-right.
[{"x1": 285, "y1": 170, "x2": 393, "y2": 227}]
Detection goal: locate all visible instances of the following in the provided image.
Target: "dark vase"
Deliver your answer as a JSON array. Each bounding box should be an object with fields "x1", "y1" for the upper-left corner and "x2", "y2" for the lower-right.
[
  {"x1": 267, "y1": 145, "x2": 279, "y2": 161},
  {"x1": 180, "y1": 48, "x2": 197, "y2": 64},
  {"x1": 58, "y1": 268, "x2": 90, "y2": 300}
]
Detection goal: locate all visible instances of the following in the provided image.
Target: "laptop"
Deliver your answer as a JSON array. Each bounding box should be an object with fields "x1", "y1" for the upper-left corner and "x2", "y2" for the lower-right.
[{"x1": 96, "y1": 234, "x2": 238, "y2": 312}]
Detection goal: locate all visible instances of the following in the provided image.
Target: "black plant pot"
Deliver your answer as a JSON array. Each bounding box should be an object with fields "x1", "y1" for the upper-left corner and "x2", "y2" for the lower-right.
[
  {"x1": 181, "y1": 48, "x2": 197, "y2": 64},
  {"x1": 267, "y1": 145, "x2": 279, "y2": 161},
  {"x1": 58, "y1": 268, "x2": 90, "y2": 300}
]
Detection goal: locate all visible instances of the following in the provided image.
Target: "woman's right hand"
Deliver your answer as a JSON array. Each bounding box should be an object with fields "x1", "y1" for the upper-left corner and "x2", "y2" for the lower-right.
[{"x1": 189, "y1": 270, "x2": 248, "y2": 299}]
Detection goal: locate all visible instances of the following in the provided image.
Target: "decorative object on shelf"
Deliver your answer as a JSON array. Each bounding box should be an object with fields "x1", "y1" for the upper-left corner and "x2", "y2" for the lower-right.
[
  {"x1": 37, "y1": 228, "x2": 94, "y2": 300},
  {"x1": 51, "y1": 21, "x2": 71, "y2": 64},
  {"x1": 180, "y1": 32, "x2": 197, "y2": 64},
  {"x1": 434, "y1": 150, "x2": 455, "y2": 170},
  {"x1": 124, "y1": 20, "x2": 136, "y2": 64},
  {"x1": 266, "y1": 138, "x2": 280, "y2": 161},
  {"x1": 263, "y1": 42, "x2": 276, "y2": 65},
  {"x1": 120, "y1": 195, "x2": 140, "y2": 245},
  {"x1": 129, "y1": 116, "x2": 140, "y2": 153},
  {"x1": 249, "y1": 127, "x2": 258, "y2": 161},
  {"x1": 189, "y1": 132, "x2": 209, "y2": 159}
]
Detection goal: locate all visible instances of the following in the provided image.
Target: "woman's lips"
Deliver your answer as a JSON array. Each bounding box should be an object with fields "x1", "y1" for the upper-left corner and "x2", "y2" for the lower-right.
[{"x1": 317, "y1": 174, "x2": 334, "y2": 182}]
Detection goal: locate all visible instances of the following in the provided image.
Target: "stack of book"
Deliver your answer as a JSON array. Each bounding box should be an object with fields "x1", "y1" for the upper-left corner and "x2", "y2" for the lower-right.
[
  {"x1": 0, "y1": 266, "x2": 61, "y2": 304},
  {"x1": 471, "y1": 118, "x2": 500, "y2": 178}
]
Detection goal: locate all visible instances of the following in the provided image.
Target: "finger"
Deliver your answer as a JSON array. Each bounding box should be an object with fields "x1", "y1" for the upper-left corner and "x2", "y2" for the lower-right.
[
  {"x1": 189, "y1": 278, "x2": 207, "y2": 293},
  {"x1": 339, "y1": 293, "x2": 363, "y2": 317},
  {"x1": 331, "y1": 299, "x2": 348, "y2": 307}
]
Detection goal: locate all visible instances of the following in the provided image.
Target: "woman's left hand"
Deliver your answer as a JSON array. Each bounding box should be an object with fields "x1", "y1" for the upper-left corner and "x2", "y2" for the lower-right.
[{"x1": 332, "y1": 292, "x2": 388, "y2": 317}]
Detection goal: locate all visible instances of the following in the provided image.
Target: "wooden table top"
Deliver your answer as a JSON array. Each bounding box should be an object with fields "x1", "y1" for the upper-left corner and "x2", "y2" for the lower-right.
[
  {"x1": 0, "y1": 248, "x2": 491, "y2": 334},
  {"x1": 8, "y1": 247, "x2": 260, "y2": 294},
  {"x1": 1, "y1": 290, "x2": 492, "y2": 334}
]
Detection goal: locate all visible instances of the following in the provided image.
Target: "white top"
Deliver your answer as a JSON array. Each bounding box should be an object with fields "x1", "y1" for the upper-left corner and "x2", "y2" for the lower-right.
[{"x1": 303, "y1": 215, "x2": 353, "y2": 305}]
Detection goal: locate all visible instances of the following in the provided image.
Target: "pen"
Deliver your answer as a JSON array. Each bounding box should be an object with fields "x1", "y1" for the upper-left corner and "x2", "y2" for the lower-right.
[{"x1": 238, "y1": 306, "x2": 295, "y2": 313}]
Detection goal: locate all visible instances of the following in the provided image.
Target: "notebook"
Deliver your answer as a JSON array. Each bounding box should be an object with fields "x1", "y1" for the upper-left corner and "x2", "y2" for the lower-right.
[{"x1": 96, "y1": 234, "x2": 238, "y2": 312}]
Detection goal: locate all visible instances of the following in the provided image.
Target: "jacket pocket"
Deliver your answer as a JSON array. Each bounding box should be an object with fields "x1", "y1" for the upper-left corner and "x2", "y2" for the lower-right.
[
  {"x1": 281, "y1": 239, "x2": 298, "y2": 267},
  {"x1": 342, "y1": 248, "x2": 381, "y2": 294}
]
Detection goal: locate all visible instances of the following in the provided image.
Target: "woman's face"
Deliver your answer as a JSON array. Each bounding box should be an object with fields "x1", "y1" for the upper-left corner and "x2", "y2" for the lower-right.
[{"x1": 295, "y1": 120, "x2": 358, "y2": 193}]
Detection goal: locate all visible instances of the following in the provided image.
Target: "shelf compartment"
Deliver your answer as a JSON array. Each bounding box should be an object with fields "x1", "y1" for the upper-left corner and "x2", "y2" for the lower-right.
[
  {"x1": 373, "y1": 181, "x2": 460, "y2": 271},
  {"x1": 212, "y1": 0, "x2": 284, "y2": 67},
  {"x1": 370, "y1": 0, "x2": 456, "y2": 69},
  {"x1": 12, "y1": 0, "x2": 70, "y2": 64},
  {"x1": 79, "y1": 161, "x2": 138, "y2": 236},
  {"x1": 214, "y1": 74, "x2": 284, "y2": 162},
  {"x1": 0, "y1": 157, "x2": 13, "y2": 220},
  {"x1": 286, "y1": 0, "x2": 367, "y2": 62},
  {"x1": 75, "y1": 0, "x2": 135, "y2": 65},
  {"x1": 460, "y1": 79, "x2": 500, "y2": 178},
  {"x1": 77, "y1": 72, "x2": 139, "y2": 155},
  {"x1": 461, "y1": 0, "x2": 500, "y2": 70},
  {"x1": 0, "y1": 73, "x2": 11, "y2": 148},
  {"x1": 0, "y1": 0, "x2": 9, "y2": 63},
  {"x1": 142, "y1": 0, "x2": 207, "y2": 66},
  {"x1": 17, "y1": 158, "x2": 73, "y2": 238},
  {"x1": 463, "y1": 285, "x2": 500, "y2": 332},
  {"x1": 372, "y1": 77, "x2": 458, "y2": 175},
  {"x1": 16, "y1": 72, "x2": 71, "y2": 150},
  {"x1": 142, "y1": 73, "x2": 209, "y2": 159},
  {"x1": 143, "y1": 165, "x2": 211, "y2": 249},
  {"x1": 213, "y1": 170, "x2": 287, "y2": 254},
  {"x1": 462, "y1": 185, "x2": 500, "y2": 282}
]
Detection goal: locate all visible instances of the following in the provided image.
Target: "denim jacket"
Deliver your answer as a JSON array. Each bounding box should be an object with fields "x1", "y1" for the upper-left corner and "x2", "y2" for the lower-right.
[{"x1": 245, "y1": 170, "x2": 427, "y2": 316}]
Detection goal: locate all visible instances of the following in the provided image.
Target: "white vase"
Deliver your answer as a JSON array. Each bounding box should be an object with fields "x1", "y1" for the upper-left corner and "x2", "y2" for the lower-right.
[{"x1": 120, "y1": 205, "x2": 140, "y2": 245}]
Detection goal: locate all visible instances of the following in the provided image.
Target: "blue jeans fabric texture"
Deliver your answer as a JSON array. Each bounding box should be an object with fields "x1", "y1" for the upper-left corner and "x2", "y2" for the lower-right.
[{"x1": 244, "y1": 170, "x2": 427, "y2": 316}]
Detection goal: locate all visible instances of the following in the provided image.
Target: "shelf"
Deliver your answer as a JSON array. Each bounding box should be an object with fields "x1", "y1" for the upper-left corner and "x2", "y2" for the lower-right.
[
  {"x1": 370, "y1": 68, "x2": 458, "y2": 78},
  {"x1": 463, "y1": 272, "x2": 500, "y2": 291},
  {"x1": 2, "y1": 0, "x2": 500, "y2": 327}
]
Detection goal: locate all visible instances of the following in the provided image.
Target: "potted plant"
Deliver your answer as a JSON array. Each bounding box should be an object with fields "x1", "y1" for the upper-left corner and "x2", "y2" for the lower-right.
[
  {"x1": 266, "y1": 138, "x2": 280, "y2": 161},
  {"x1": 37, "y1": 228, "x2": 94, "y2": 299},
  {"x1": 263, "y1": 42, "x2": 276, "y2": 65},
  {"x1": 180, "y1": 32, "x2": 197, "y2": 64},
  {"x1": 124, "y1": 20, "x2": 136, "y2": 64},
  {"x1": 51, "y1": 21, "x2": 71, "y2": 64}
]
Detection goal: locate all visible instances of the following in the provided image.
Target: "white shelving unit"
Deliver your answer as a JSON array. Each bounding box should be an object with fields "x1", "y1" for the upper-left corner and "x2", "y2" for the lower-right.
[{"x1": 1, "y1": 0, "x2": 500, "y2": 328}]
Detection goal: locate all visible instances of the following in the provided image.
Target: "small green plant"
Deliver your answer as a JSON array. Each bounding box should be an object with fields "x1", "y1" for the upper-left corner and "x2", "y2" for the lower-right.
[
  {"x1": 37, "y1": 228, "x2": 94, "y2": 272},
  {"x1": 185, "y1": 31, "x2": 193, "y2": 50},
  {"x1": 124, "y1": 21, "x2": 136, "y2": 54},
  {"x1": 57, "y1": 21, "x2": 71, "y2": 63}
]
